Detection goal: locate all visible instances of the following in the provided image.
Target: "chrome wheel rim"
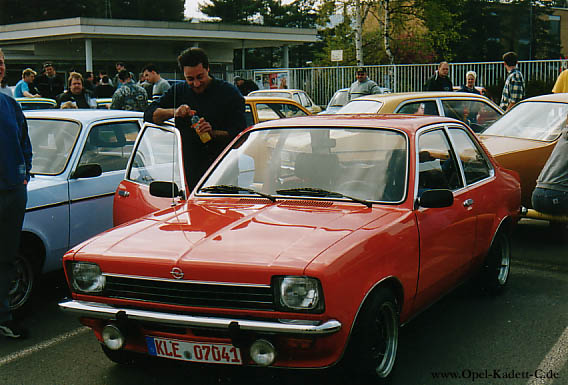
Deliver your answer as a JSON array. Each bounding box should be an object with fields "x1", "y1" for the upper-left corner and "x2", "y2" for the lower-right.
[
  {"x1": 497, "y1": 235, "x2": 510, "y2": 285},
  {"x1": 372, "y1": 301, "x2": 398, "y2": 378},
  {"x1": 9, "y1": 256, "x2": 33, "y2": 310}
]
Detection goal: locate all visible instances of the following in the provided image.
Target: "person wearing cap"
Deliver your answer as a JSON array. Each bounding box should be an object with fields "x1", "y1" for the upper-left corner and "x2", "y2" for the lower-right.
[
  {"x1": 348, "y1": 67, "x2": 382, "y2": 101},
  {"x1": 234, "y1": 76, "x2": 259, "y2": 96},
  {"x1": 34, "y1": 63, "x2": 64, "y2": 100},
  {"x1": 14, "y1": 68, "x2": 41, "y2": 98},
  {"x1": 425, "y1": 61, "x2": 453, "y2": 92}
]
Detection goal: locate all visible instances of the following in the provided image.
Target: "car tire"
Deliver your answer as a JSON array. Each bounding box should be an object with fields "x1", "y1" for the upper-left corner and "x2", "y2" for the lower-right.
[
  {"x1": 9, "y1": 250, "x2": 35, "y2": 311},
  {"x1": 101, "y1": 344, "x2": 145, "y2": 365},
  {"x1": 343, "y1": 288, "x2": 399, "y2": 384},
  {"x1": 480, "y1": 230, "x2": 511, "y2": 295}
]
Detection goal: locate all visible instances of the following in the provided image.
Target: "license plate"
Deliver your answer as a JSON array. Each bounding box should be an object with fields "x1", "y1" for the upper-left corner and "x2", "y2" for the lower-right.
[{"x1": 145, "y1": 336, "x2": 242, "y2": 365}]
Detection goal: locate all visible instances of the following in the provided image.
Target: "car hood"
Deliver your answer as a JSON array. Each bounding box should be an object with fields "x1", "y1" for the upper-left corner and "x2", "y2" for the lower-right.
[
  {"x1": 73, "y1": 199, "x2": 399, "y2": 281},
  {"x1": 479, "y1": 134, "x2": 550, "y2": 156}
]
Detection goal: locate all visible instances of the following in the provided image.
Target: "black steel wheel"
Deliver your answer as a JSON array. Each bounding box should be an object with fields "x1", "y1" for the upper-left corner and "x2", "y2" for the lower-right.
[{"x1": 9, "y1": 252, "x2": 34, "y2": 311}]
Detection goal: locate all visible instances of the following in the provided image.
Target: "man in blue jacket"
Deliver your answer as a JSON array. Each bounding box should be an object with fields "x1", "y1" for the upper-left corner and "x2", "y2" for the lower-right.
[{"x1": 0, "y1": 48, "x2": 33, "y2": 339}]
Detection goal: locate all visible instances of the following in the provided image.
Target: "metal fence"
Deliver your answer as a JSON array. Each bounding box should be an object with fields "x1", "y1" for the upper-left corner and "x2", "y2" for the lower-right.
[{"x1": 234, "y1": 59, "x2": 565, "y2": 107}]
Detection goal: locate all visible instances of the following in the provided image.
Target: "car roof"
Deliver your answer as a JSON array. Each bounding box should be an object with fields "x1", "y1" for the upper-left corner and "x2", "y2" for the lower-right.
[
  {"x1": 251, "y1": 113, "x2": 462, "y2": 134},
  {"x1": 519, "y1": 93, "x2": 568, "y2": 103},
  {"x1": 245, "y1": 96, "x2": 303, "y2": 103},
  {"x1": 352, "y1": 91, "x2": 491, "y2": 103},
  {"x1": 249, "y1": 89, "x2": 305, "y2": 94},
  {"x1": 24, "y1": 109, "x2": 143, "y2": 123}
]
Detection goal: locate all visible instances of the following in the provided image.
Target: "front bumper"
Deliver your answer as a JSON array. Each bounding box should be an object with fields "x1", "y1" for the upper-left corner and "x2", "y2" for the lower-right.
[{"x1": 58, "y1": 299, "x2": 342, "y2": 335}]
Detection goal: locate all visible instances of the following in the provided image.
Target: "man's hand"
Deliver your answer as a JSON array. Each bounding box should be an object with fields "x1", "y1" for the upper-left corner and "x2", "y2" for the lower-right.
[
  {"x1": 194, "y1": 118, "x2": 212, "y2": 136},
  {"x1": 175, "y1": 104, "x2": 193, "y2": 118}
]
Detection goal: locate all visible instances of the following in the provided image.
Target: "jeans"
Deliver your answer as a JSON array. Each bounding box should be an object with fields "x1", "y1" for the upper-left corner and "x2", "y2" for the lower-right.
[
  {"x1": 531, "y1": 187, "x2": 568, "y2": 215},
  {"x1": 0, "y1": 184, "x2": 27, "y2": 323}
]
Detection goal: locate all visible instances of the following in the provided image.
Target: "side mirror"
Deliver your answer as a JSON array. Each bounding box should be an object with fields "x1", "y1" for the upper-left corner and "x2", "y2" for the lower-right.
[
  {"x1": 418, "y1": 189, "x2": 454, "y2": 208},
  {"x1": 149, "y1": 181, "x2": 180, "y2": 198},
  {"x1": 71, "y1": 164, "x2": 102, "y2": 179}
]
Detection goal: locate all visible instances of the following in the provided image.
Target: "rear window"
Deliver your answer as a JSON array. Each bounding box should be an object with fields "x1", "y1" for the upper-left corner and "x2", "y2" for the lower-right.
[{"x1": 337, "y1": 100, "x2": 383, "y2": 114}]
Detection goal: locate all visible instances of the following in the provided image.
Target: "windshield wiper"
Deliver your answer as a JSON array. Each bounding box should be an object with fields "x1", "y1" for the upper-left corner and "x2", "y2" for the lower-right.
[
  {"x1": 276, "y1": 187, "x2": 372, "y2": 208},
  {"x1": 199, "y1": 184, "x2": 276, "y2": 202}
]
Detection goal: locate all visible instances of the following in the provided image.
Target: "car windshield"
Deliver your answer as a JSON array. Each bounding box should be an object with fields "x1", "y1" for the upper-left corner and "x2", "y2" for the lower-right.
[
  {"x1": 199, "y1": 127, "x2": 408, "y2": 203},
  {"x1": 250, "y1": 91, "x2": 291, "y2": 99},
  {"x1": 28, "y1": 119, "x2": 81, "y2": 175},
  {"x1": 483, "y1": 101, "x2": 568, "y2": 141},
  {"x1": 337, "y1": 100, "x2": 383, "y2": 114},
  {"x1": 328, "y1": 90, "x2": 349, "y2": 107}
]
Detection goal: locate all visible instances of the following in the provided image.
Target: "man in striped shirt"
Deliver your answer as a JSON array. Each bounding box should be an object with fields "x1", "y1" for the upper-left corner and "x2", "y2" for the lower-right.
[{"x1": 500, "y1": 52, "x2": 525, "y2": 112}]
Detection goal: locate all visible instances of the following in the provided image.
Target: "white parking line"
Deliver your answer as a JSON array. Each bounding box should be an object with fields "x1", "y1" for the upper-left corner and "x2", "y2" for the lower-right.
[
  {"x1": 527, "y1": 325, "x2": 568, "y2": 385},
  {"x1": 0, "y1": 326, "x2": 90, "y2": 367}
]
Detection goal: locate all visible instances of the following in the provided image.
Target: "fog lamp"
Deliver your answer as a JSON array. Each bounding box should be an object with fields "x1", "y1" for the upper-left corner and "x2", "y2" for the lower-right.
[
  {"x1": 102, "y1": 324, "x2": 125, "y2": 351},
  {"x1": 249, "y1": 339, "x2": 276, "y2": 366}
]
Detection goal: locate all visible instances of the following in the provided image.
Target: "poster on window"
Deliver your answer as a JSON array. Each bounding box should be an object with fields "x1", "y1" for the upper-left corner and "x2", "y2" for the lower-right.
[{"x1": 254, "y1": 70, "x2": 289, "y2": 90}]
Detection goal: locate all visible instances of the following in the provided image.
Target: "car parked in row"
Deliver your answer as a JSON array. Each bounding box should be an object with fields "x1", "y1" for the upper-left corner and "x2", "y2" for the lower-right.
[
  {"x1": 248, "y1": 89, "x2": 322, "y2": 114},
  {"x1": 320, "y1": 87, "x2": 391, "y2": 114},
  {"x1": 60, "y1": 113, "x2": 520, "y2": 383},
  {"x1": 336, "y1": 91, "x2": 503, "y2": 133},
  {"x1": 479, "y1": 93, "x2": 568, "y2": 210},
  {"x1": 12, "y1": 110, "x2": 143, "y2": 311}
]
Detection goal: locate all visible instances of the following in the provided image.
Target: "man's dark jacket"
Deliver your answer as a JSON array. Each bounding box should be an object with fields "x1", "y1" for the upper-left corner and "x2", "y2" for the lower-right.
[
  {"x1": 34, "y1": 73, "x2": 64, "y2": 100},
  {"x1": 424, "y1": 72, "x2": 453, "y2": 92}
]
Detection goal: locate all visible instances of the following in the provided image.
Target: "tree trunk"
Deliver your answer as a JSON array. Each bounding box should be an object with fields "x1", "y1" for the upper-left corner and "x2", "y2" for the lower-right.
[
  {"x1": 354, "y1": 0, "x2": 364, "y2": 65},
  {"x1": 383, "y1": 0, "x2": 394, "y2": 64}
]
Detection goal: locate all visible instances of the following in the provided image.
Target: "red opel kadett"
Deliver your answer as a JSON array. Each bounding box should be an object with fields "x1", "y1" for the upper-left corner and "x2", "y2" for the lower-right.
[{"x1": 60, "y1": 114, "x2": 521, "y2": 383}]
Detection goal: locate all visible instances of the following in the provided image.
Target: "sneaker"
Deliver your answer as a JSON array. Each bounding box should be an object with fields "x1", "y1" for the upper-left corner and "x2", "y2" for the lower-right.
[{"x1": 0, "y1": 320, "x2": 27, "y2": 339}]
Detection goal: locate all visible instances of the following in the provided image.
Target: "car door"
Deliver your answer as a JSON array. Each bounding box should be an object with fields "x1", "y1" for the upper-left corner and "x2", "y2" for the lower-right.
[
  {"x1": 113, "y1": 122, "x2": 185, "y2": 226},
  {"x1": 413, "y1": 126, "x2": 476, "y2": 311},
  {"x1": 68, "y1": 119, "x2": 141, "y2": 247}
]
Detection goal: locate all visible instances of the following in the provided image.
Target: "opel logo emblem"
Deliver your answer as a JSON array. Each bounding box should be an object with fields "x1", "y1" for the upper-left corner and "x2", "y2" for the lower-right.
[{"x1": 170, "y1": 267, "x2": 184, "y2": 280}]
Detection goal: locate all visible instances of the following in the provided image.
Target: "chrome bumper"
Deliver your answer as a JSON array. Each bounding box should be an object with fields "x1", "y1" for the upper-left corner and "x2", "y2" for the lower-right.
[{"x1": 59, "y1": 300, "x2": 342, "y2": 336}]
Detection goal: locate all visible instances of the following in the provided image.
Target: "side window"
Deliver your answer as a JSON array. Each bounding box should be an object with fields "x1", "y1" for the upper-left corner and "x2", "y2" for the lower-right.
[
  {"x1": 397, "y1": 101, "x2": 438, "y2": 116},
  {"x1": 256, "y1": 103, "x2": 308, "y2": 122},
  {"x1": 449, "y1": 128, "x2": 492, "y2": 185},
  {"x1": 127, "y1": 126, "x2": 182, "y2": 188},
  {"x1": 441, "y1": 100, "x2": 501, "y2": 133},
  {"x1": 244, "y1": 104, "x2": 254, "y2": 127},
  {"x1": 417, "y1": 129, "x2": 463, "y2": 194},
  {"x1": 78, "y1": 121, "x2": 140, "y2": 173},
  {"x1": 292, "y1": 93, "x2": 302, "y2": 105}
]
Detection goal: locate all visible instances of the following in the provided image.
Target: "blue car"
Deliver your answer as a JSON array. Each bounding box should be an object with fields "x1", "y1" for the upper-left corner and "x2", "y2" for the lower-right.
[{"x1": 13, "y1": 109, "x2": 143, "y2": 310}]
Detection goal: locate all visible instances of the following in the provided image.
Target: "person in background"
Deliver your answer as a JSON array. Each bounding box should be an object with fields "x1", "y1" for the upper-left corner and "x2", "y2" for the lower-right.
[
  {"x1": 145, "y1": 47, "x2": 246, "y2": 190},
  {"x1": 500, "y1": 51, "x2": 525, "y2": 112},
  {"x1": 142, "y1": 63, "x2": 171, "y2": 99},
  {"x1": 56, "y1": 72, "x2": 95, "y2": 108},
  {"x1": 0, "y1": 48, "x2": 32, "y2": 340},
  {"x1": 458, "y1": 71, "x2": 481, "y2": 94},
  {"x1": 84, "y1": 71, "x2": 96, "y2": 92},
  {"x1": 113, "y1": 62, "x2": 135, "y2": 90},
  {"x1": 110, "y1": 70, "x2": 148, "y2": 111},
  {"x1": 34, "y1": 63, "x2": 64, "y2": 100},
  {"x1": 425, "y1": 61, "x2": 453, "y2": 92},
  {"x1": 95, "y1": 75, "x2": 115, "y2": 98},
  {"x1": 14, "y1": 68, "x2": 41, "y2": 98},
  {"x1": 234, "y1": 76, "x2": 259, "y2": 96},
  {"x1": 552, "y1": 66, "x2": 568, "y2": 93},
  {"x1": 348, "y1": 67, "x2": 382, "y2": 101},
  {"x1": 137, "y1": 72, "x2": 154, "y2": 98},
  {"x1": 0, "y1": 54, "x2": 11, "y2": 97}
]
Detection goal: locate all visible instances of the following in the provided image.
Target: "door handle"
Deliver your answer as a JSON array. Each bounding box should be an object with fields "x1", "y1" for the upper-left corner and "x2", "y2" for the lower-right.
[
  {"x1": 463, "y1": 198, "x2": 474, "y2": 207},
  {"x1": 118, "y1": 190, "x2": 130, "y2": 197}
]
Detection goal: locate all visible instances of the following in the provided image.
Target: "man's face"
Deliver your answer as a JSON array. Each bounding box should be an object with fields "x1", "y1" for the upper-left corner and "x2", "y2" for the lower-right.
[
  {"x1": 45, "y1": 66, "x2": 55, "y2": 77},
  {"x1": 116, "y1": 64, "x2": 124, "y2": 72},
  {"x1": 24, "y1": 73, "x2": 35, "y2": 84},
  {"x1": 439, "y1": 63, "x2": 449, "y2": 77},
  {"x1": 143, "y1": 70, "x2": 157, "y2": 84},
  {"x1": 0, "y1": 55, "x2": 5, "y2": 82},
  {"x1": 236, "y1": 79, "x2": 244, "y2": 87},
  {"x1": 183, "y1": 63, "x2": 211, "y2": 94},
  {"x1": 356, "y1": 71, "x2": 367, "y2": 82},
  {"x1": 70, "y1": 78, "x2": 83, "y2": 95}
]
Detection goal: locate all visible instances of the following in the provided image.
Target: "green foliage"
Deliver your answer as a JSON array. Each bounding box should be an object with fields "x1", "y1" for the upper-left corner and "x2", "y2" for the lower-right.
[{"x1": 200, "y1": 0, "x2": 261, "y2": 24}]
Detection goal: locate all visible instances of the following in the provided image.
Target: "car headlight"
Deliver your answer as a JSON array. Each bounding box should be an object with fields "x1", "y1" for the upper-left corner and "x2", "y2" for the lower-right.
[
  {"x1": 69, "y1": 262, "x2": 105, "y2": 293},
  {"x1": 273, "y1": 276, "x2": 324, "y2": 313}
]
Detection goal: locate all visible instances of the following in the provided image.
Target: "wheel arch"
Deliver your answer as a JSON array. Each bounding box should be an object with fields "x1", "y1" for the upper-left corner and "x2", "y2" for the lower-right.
[{"x1": 20, "y1": 230, "x2": 47, "y2": 273}]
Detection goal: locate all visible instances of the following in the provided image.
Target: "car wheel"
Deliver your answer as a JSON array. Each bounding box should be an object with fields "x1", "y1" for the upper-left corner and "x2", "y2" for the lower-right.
[
  {"x1": 480, "y1": 230, "x2": 511, "y2": 295},
  {"x1": 344, "y1": 288, "x2": 399, "y2": 384},
  {"x1": 101, "y1": 344, "x2": 145, "y2": 365},
  {"x1": 9, "y1": 252, "x2": 35, "y2": 311}
]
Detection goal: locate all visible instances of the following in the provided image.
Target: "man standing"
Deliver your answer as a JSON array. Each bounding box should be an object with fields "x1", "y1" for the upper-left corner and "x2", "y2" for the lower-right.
[
  {"x1": 34, "y1": 63, "x2": 64, "y2": 100},
  {"x1": 145, "y1": 47, "x2": 246, "y2": 190},
  {"x1": 56, "y1": 72, "x2": 96, "y2": 108},
  {"x1": 0, "y1": 48, "x2": 32, "y2": 339},
  {"x1": 552, "y1": 66, "x2": 568, "y2": 93},
  {"x1": 500, "y1": 52, "x2": 525, "y2": 112},
  {"x1": 14, "y1": 68, "x2": 41, "y2": 98},
  {"x1": 113, "y1": 62, "x2": 135, "y2": 90},
  {"x1": 348, "y1": 67, "x2": 381, "y2": 100},
  {"x1": 425, "y1": 61, "x2": 453, "y2": 92},
  {"x1": 142, "y1": 63, "x2": 171, "y2": 100},
  {"x1": 234, "y1": 76, "x2": 259, "y2": 96},
  {"x1": 110, "y1": 70, "x2": 148, "y2": 111}
]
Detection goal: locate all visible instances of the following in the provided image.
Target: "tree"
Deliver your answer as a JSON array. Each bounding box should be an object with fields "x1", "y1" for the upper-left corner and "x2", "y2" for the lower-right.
[{"x1": 200, "y1": 0, "x2": 262, "y2": 24}]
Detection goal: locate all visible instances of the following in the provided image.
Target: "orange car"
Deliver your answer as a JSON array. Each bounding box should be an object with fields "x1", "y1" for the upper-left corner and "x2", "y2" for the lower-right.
[{"x1": 480, "y1": 93, "x2": 568, "y2": 209}]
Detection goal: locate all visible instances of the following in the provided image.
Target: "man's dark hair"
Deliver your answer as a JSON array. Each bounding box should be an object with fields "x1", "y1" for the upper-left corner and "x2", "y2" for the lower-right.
[
  {"x1": 178, "y1": 47, "x2": 209, "y2": 71},
  {"x1": 142, "y1": 63, "x2": 159, "y2": 74},
  {"x1": 116, "y1": 61, "x2": 126, "y2": 67},
  {"x1": 118, "y1": 69, "x2": 131, "y2": 81},
  {"x1": 101, "y1": 75, "x2": 110, "y2": 84},
  {"x1": 503, "y1": 52, "x2": 518, "y2": 67}
]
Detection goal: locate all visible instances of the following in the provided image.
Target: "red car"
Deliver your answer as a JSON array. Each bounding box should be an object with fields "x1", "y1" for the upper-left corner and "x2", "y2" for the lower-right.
[{"x1": 60, "y1": 114, "x2": 520, "y2": 383}]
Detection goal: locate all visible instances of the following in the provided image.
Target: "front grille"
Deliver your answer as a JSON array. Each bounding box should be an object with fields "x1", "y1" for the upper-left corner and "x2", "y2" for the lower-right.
[{"x1": 104, "y1": 275, "x2": 274, "y2": 311}]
